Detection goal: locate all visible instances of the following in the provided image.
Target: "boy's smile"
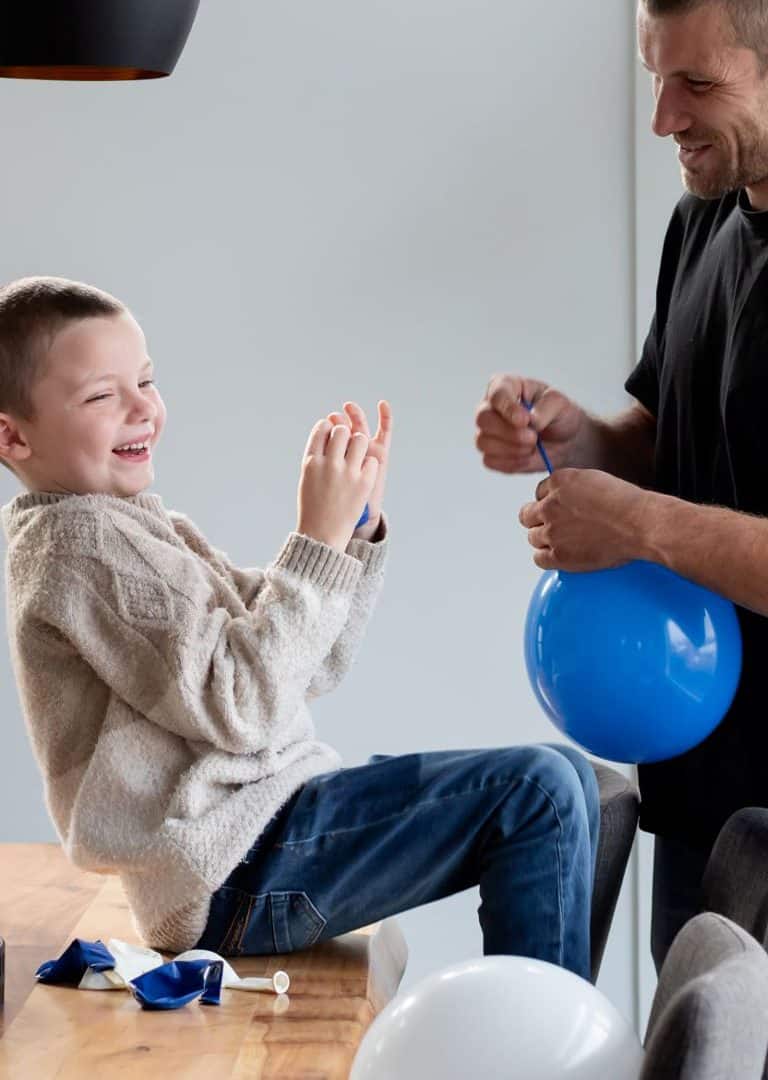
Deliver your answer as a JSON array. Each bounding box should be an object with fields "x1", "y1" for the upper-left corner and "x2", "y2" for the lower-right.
[{"x1": 0, "y1": 310, "x2": 166, "y2": 496}]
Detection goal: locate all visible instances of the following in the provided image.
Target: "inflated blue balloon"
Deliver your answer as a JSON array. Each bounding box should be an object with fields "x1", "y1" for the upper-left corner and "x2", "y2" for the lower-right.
[{"x1": 524, "y1": 560, "x2": 742, "y2": 764}]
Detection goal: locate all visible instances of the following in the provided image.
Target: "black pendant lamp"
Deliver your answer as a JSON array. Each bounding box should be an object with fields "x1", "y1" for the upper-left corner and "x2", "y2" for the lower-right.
[{"x1": 0, "y1": 0, "x2": 201, "y2": 81}]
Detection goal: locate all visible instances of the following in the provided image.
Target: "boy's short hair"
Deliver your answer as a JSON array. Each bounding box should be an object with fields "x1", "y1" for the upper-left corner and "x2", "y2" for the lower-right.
[{"x1": 0, "y1": 276, "x2": 125, "y2": 473}]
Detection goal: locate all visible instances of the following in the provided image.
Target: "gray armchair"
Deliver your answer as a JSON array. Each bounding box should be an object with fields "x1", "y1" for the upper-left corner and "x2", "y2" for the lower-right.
[
  {"x1": 641, "y1": 912, "x2": 768, "y2": 1080},
  {"x1": 591, "y1": 761, "x2": 640, "y2": 981},
  {"x1": 702, "y1": 806, "x2": 768, "y2": 949}
]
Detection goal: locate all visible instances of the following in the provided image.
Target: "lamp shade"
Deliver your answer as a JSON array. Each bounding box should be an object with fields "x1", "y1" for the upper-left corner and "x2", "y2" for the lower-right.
[{"x1": 0, "y1": 0, "x2": 201, "y2": 80}]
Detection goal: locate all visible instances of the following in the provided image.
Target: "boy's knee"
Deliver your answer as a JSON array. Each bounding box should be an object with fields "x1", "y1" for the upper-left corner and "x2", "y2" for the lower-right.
[
  {"x1": 544, "y1": 743, "x2": 599, "y2": 812},
  {"x1": 502, "y1": 744, "x2": 588, "y2": 817}
]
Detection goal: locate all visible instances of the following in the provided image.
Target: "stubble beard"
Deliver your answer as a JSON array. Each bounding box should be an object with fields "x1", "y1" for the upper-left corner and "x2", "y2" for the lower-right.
[{"x1": 681, "y1": 110, "x2": 768, "y2": 199}]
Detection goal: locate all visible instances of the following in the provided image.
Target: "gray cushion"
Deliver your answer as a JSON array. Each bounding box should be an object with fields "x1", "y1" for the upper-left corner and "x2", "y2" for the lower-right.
[
  {"x1": 703, "y1": 807, "x2": 768, "y2": 949},
  {"x1": 591, "y1": 762, "x2": 640, "y2": 981},
  {"x1": 641, "y1": 913, "x2": 768, "y2": 1080}
]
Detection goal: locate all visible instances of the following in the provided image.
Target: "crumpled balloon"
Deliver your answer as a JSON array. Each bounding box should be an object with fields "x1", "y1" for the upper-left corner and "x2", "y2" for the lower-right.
[
  {"x1": 36, "y1": 937, "x2": 290, "y2": 1010},
  {"x1": 131, "y1": 958, "x2": 224, "y2": 1010},
  {"x1": 36, "y1": 938, "x2": 115, "y2": 985}
]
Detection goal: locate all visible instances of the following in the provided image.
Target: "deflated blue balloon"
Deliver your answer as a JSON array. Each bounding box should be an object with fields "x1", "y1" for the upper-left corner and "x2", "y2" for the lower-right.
[{"x1": 524, "y1": 560, "x2": 742, "y2": 764}]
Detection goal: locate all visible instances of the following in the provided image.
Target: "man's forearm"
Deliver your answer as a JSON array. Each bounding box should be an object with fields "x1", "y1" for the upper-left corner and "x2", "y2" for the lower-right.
[
  {"x1": 568, "y1": 405, "x2": 656, "y2": 487},
  {"x1": 640, "y1": 492, "x2": 768, "y2": 616}
]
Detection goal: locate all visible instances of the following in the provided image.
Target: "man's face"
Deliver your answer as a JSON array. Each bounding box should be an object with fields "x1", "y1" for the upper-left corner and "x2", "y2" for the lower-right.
[
  {"x1": 2, "y1": 311, "x2": 166, "y2": 496},
  {"x1": 638, "y1": 1, "x2": 768, "y2": 200}
]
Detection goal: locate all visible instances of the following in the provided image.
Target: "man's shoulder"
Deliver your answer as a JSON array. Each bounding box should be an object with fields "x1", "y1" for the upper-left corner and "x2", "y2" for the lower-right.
[{"x1": 670, "y1": 190, "x2": 739, "y2": 238}]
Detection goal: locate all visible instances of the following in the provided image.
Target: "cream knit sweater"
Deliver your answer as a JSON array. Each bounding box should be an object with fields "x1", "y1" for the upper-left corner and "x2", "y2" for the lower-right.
[{"x1": 2, "y1": 490, "x2": 387, "y2": 951}]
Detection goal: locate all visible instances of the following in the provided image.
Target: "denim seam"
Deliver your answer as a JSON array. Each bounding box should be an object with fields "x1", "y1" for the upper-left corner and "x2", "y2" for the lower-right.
[
  {"x1": 235, "y1": 894, "x2": 256, "y2": 954},
  {"x1": 524, "y1": 776, "x2": 565, "y2": 969},
  {"x1": 220, "y1": 895, "x2": 247, "y2": 954},
  {"x1": 274, "y1": 772, "x2": 550, "y2": 848}
]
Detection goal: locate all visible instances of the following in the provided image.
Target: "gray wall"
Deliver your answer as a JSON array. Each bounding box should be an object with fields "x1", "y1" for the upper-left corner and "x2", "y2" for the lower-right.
[
  {"x1": 634, "y1": 53, "x2": 686, "y2": 1033},
  {"x1": 0, "y1": 0, "x2": 638, "y2": 1020}
]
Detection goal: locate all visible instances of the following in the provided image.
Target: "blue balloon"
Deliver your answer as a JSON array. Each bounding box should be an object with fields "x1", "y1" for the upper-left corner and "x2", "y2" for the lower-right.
[{"x1": 524, "y1": 560, "x2": 742, "y2": 764}]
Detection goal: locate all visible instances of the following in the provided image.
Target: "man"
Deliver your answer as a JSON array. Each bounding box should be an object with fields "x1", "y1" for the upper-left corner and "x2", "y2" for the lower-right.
[{"x1": 474, "y1": 0, "x2": 768, "y2": 973}]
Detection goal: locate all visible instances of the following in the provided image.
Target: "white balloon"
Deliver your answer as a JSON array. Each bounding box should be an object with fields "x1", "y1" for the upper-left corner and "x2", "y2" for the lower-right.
[{"x1": 351, "y1": 956, "x2": 644, "y2": 1080}]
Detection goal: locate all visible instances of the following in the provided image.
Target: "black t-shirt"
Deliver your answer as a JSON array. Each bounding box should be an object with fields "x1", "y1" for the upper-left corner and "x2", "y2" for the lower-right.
[{"x1": 626, "y1": 189, "x2": 768, "y2": 846}]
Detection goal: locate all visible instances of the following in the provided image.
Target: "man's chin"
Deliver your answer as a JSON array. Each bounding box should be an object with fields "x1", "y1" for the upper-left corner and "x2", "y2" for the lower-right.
[{"x1": 680, "y1": 167, "x2": 734, "y2": 200}]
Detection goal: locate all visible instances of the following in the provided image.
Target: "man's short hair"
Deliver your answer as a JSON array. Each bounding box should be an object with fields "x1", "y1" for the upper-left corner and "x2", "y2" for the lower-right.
[
  {"x1": 0, "y1": 276, "x2": 125, "y2": 473},
  {"x1": 643, "y1": 0, "x2": 768, "y2": 68}
]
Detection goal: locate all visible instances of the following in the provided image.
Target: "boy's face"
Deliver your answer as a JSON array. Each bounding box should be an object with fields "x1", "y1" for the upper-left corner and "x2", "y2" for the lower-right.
[{"x1": 0, "y1": 311, "x2": 166, "y2": 497}]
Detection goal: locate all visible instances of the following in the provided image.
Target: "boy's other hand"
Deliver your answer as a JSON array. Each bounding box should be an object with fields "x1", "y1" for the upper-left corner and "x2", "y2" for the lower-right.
[
  {"x1": 297, "y1": 417, "x2": 379, "y2": 553},
  {"x1": 326, "y1": 401, "x2": 392, "y2": 540}
]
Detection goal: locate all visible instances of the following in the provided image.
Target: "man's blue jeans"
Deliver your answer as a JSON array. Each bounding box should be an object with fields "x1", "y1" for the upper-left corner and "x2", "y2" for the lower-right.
[{"x1": 194, "y1": 744, "x2": 600, "y2": 979}]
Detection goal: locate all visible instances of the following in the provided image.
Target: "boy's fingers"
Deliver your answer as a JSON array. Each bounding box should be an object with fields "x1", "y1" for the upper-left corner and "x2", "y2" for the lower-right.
[
  {"x1": 361, "y1": 455, "x2": 379, "y2": 488},
  {"x1": 328, "y1": 411, "x2": 350, "y2": 428},
  {"x1": 345, "y1": 431, "x2": 369, "y2": 467},
  {"x1": 305, "y1": 418, "x2": 332, "y2": 457},
  {"x1": 374, "y1": 400, "x2": 393, "y2": 445},
  {"x1": 343, "y1": 401, "x2": 370, "y2": 437},
  {"x1": 326, "y1": 423, "x2": 351, "y2": 461}
]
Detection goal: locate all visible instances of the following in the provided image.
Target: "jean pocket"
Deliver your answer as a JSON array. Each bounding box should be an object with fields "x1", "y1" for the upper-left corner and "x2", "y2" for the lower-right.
[
  {"x1": 267, "y1": 891, "x2": 327, "y2": 954},
  {"x1": 205, "y1": 887, "x2": 327, "y2": 957}
]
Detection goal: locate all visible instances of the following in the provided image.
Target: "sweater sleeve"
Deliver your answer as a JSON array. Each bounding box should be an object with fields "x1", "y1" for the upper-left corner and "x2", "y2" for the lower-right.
[
  {"x1": 306, "y1": 517, "x2": 389, "y2": 698},
  {"x1": 24, "y1": 513, "x2": 364, "y2": 756},
  {"x1": 168, "y1": 510, "x2": 390, "y2": 699}
]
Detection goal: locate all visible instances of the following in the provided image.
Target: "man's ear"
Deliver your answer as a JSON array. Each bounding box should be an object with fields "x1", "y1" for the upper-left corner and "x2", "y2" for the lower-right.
[{"x1": 0, "y1": 414, "x2": 32, "y2": 466}]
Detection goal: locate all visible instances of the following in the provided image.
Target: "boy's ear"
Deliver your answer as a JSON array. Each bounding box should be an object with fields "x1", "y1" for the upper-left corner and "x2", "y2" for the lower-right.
[{"x1": 0, "y1": 414, "x2": 32, "y2": 465}]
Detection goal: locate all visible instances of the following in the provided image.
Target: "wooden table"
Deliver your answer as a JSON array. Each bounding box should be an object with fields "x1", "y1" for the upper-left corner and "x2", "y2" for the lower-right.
[{"x1": 0, "y1": 844, "x2": 407, "y2": 1078}]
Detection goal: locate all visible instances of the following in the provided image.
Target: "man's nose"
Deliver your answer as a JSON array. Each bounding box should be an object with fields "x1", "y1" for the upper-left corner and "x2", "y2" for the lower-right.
[{"x1": 651, "y1": 83, "x2": 691, "y2": 138}]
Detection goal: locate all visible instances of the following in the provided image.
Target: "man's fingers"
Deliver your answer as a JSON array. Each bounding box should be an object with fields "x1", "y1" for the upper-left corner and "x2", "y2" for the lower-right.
[
  {"x1": 484, "y1": 373, "x2": 523, "y2": 406},
  {"x1": 527, "y1": 525, "x2": 550, "y2": 550},
  {"x1": 483, "y1": 375, "x2": 548, "y2": 425},
  {"x1": 533, "y1": 548, "x2": 556, "y2": 571},
  {"x1": 475, "y1": 430, "x2": 537, "y2": 455},
  {"x1": 475, "y1": 407, "x2": 516, "y2": 438},
  {"x1": 482, "y1": 455, "x2": 543, "y2": 474},
  {"x1": 487, "y1": 390, "x2": 534, "y2": 428},
  {"x1": 527, "y1": 387, "x2": 569, "y2": 433},
  {"x1": 519, "y1": 501, "x2": 545, "y2": 527}
]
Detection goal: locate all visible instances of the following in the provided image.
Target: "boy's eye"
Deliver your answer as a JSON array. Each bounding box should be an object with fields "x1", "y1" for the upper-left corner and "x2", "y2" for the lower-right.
[
  {"x1": 86, "y1": 380, "x2": 154, "y2": 403},
  {"x1": 687, "y1": 79, "x2": 714, "y2": 91}
]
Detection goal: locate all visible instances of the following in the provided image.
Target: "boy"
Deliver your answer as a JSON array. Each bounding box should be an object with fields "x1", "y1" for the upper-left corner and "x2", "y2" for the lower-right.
[{"x1": 0, "y1": 276, "x2": 599, "y2": 978}]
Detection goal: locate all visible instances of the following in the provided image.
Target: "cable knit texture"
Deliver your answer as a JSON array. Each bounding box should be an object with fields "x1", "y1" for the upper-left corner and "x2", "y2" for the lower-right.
[{"x1": 2, "y1": 490, "x2": 388, "y2": 951}]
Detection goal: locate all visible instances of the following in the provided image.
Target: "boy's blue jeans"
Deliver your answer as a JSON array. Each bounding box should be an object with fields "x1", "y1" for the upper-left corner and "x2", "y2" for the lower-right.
[{"x1": 194, "y1": 744, "x2": 600, "y2": 979}]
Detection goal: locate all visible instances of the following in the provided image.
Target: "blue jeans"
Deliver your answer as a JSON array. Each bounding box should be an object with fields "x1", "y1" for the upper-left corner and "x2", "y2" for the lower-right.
[{"x1": 194, "y1": 744, "x2": 600, "y2": 979}]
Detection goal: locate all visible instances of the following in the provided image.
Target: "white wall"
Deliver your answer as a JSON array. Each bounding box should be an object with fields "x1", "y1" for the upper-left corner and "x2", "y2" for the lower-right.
[{"x1": 0, "y1": 0, "x2": 639, "y2": 1022}]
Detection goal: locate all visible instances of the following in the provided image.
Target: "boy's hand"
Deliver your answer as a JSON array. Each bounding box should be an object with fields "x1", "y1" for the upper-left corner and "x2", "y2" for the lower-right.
[
  {"x1": 297, "y1": 418, "x2": 379, "y2": 553},
  {"x1": 327, "y1": 401, "x2": 392, "y2": 540}
]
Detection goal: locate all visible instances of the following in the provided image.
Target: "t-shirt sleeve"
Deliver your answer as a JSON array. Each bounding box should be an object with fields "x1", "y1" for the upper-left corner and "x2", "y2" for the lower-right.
[
  {"x1": 625, "y1": 196, "x2": 691, "y2": 419},
  {"x1": 625, "y1": 315, "x2": 661, "y2": 417}
]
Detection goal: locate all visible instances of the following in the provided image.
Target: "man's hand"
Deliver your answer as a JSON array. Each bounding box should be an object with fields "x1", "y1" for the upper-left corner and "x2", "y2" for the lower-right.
[
  {"x1": 519, "y1": 468, "x2": 652, "y2": 571},
  {"x1": 475, "y1": 374, "x2": 584, "y2": 474},
  {"x1": 327, "y1": 400, "x2": 392, "y2": 540}
]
